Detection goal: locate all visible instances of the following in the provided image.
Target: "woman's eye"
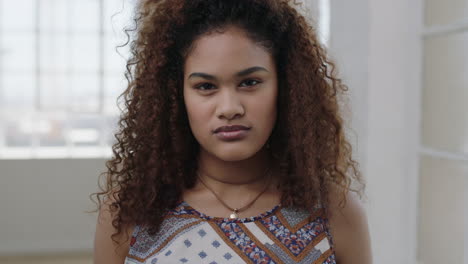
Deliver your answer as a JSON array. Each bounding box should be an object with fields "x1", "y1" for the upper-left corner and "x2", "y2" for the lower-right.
[
  {"x1": 195, "y1": 83, "x2": 216, "y2": 91},
  {"x1": 240, "y1": 79, "x2": 261, "y2": 87}
]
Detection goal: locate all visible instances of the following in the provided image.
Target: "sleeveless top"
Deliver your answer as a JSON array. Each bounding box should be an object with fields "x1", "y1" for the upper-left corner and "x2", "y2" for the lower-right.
[{"x1": 125, "y1": 201, "x2": 337, "y2": 264}]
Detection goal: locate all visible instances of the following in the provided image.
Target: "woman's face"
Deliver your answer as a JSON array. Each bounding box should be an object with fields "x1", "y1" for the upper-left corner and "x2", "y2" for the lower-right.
[{"x1": 183, "y1": 26, "x2": 278, "y2": 162}]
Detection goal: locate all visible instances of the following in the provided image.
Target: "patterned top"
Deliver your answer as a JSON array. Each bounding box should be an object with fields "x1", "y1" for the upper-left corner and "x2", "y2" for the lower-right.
[{"x1": 125, "y1": 201, "x2": 337, "y2": 264}]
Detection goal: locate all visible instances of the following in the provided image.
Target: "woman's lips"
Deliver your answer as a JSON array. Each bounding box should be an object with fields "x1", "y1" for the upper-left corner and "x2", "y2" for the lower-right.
[
  {"x1": 214, "y1": 129, "x2": 250, "y2": 141},
  {"x1": 213, "y1": 125, "x2": 250, "y2": 133}
]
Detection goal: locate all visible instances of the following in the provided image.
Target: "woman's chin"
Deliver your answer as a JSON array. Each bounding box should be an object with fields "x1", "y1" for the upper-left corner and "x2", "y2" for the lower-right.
[{"x1": 211, "y1": 144, "x2": 265, "y2": 162}]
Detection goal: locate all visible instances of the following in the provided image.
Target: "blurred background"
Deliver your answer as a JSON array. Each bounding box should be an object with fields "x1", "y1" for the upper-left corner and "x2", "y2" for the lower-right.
[{"x1": 0, "y1": 0, "x2": 466, "y2": 263}]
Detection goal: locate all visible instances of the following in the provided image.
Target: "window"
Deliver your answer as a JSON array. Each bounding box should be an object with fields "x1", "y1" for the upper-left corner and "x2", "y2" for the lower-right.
[{"x1": 0, "y1": 0, "x2": 135, "y2": 159}]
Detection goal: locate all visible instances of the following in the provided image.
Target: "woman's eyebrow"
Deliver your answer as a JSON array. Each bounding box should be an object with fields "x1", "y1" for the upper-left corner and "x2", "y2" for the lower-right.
[
  {"x1": 188, "y1": 66, "x2": 269, "y2": 80},
  {"x1": 236, "y1": 66, "x2": 269, "y2": 77}
]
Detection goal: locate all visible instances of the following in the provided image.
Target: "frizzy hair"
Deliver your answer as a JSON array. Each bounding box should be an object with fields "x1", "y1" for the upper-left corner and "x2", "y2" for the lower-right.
[{"x1": 91, "y1": 0, "x2": 365, "y2": 243}]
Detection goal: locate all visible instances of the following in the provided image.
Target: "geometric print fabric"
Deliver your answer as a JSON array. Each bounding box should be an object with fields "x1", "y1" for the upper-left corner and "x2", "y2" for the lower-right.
[
  {"x1": 127, "y1": 222, "x2": 245, "y2": 263},
  {"x1": 125, "y1": 201, "x2": 337, "y2": 264}
]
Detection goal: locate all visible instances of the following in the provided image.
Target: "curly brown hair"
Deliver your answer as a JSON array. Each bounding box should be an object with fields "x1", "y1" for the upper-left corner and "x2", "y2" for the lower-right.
[{"x1": 91, "y1": 0, "x2": 365, "y2": 243}]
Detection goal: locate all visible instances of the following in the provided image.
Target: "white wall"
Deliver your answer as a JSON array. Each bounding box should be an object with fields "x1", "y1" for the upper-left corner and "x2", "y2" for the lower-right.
[
  {"x1": 330, "y1": 0, "x2": 422, "y2": 263},
  {"x1": 0, "y1": 159, "x2": 104, "y2": 254},
  {"x1": 328, "y1": 0, "x2": 369, "y2": 172},
  {"x1": 367, "y1": 1, "x2": 422, "y2": 263}
]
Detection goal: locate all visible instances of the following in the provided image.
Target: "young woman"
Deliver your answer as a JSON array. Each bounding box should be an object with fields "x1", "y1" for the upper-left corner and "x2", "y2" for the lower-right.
[{"x1": 93, "y1": 0, "x2": 372, "y2": 263}]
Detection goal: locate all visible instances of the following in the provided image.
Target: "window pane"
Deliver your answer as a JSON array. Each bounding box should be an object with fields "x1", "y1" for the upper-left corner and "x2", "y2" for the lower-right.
[
  {"x1": 39, "y1": 0, "x2": 69, "y2": 33},
  {"x1": 0, "y1": 0, "x2": 35, "y2": 32},
  {"x1": 68, "y1": 113, "x2": 101, "y2": 146},
  {"x1": 39, "y1": 34, "x2": 69, "y2": 73},
  {"x1": 422, "y1": 31, "x2": 468, "y2": 155},
  {"x1": 70, "y1": 35, "x2": 99, "y2": 72},
  {"x1": 104, "y1": 0, "x2": 136, "y2": 33},
  {"x1": 104, "y1": 33, "x2": 128, "y2": 74},
  {"x1": 39, "y1": 73, "x2": 69, "y2": 110},
  {"x1": 37, "y1": 111, "x2": 67, "y2": 147},
  {"x1": 102, "y1": 113, "x2": 119, "y2": 146},
  {"x1": 1, "y1": 34, "x2": 35, "y2": 72},
  {"x1": 1, "y1": 72, "x2": 35, "y2": 110},
  {"x1": 104, "y1": 74, "x2": 125, "y2": 114},
  {"x1": 425, "y1": 0, "x2": 468, "y2": 26},
  {"x1": 3, "y1": 111, "x2": 34, "y2": 147},
  {"x1": 70, "y1": 0, "x2": 99, "y2": 33},
  {"x1": 69, "y1": 73, "x2": 100, "y2": 113}
]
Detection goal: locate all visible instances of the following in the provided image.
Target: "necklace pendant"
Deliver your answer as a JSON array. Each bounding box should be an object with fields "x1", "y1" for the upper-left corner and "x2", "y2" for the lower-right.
[{"x1": 229, "y1": 209, "x2": 239, "y2": 219}]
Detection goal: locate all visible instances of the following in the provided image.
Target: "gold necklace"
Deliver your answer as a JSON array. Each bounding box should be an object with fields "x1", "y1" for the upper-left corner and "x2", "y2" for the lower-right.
[{"x1": 197, "y1": 168, "x2": 272, "y2": 219}]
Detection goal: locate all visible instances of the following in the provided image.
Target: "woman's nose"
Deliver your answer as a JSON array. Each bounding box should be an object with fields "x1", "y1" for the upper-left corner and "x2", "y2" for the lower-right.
[{"x1": 216, "y1": 88, "x2": 245, "y2": 120}]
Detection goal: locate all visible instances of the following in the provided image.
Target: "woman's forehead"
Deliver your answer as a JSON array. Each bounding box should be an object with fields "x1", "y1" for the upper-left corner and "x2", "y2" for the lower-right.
[{"x1": 184, "y1": 28, "x2": 275, "y2": 76}]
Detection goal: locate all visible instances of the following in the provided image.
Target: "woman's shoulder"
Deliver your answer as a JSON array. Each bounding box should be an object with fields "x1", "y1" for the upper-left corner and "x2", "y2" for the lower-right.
[
  {"x1": 326, "y1": 184, "x2": 373, "y2": 263},
  {"x1": 93, "y1": 196, "x2": 135, "y2": 264}
]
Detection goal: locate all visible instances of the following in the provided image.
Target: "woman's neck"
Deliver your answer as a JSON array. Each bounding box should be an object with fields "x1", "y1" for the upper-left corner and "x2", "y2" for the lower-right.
[
  {"x1": 196, "y1": 147, "x2": 275, "y2": 187},
  {"x1": 183, "y1": 147, "x2": 281, "y2": 218}
]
